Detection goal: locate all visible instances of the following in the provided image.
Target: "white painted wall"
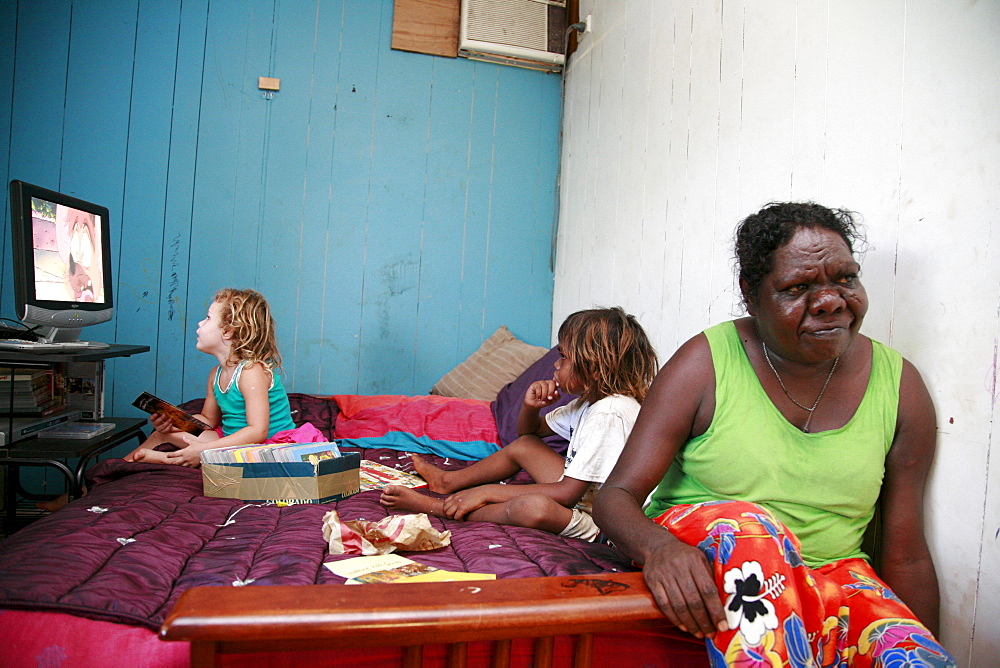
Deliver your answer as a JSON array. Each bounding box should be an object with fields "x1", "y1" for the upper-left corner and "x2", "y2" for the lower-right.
[{"x1": 554, "y1": 1, "x2": 999, "y2": 662}]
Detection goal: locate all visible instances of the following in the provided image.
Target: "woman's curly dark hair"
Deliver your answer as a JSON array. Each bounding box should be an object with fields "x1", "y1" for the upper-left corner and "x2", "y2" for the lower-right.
[
  {"x1": 557, "y1": 307, "x2": 658, "y2": 404},
  {"x1": 735, "y1": 201, "x2": 863, "y2": 303}
]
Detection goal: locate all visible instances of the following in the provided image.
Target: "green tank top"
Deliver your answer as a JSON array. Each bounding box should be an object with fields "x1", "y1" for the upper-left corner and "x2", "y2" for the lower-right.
[
  {"x1": 214, "y1": 361, "x2": 296, "y2": 438},
  {"x1": 645, "y1": 321, "x2": 902, "y2": 567}
]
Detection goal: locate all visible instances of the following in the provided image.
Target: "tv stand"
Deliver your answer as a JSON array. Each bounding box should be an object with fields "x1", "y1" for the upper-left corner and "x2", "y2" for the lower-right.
[
  {"x1": 0, "y1": 340, "x2": 111, "y2": 352},
  {"x1": 0, "y1": 343, "x2": 150, "y2": 534}
]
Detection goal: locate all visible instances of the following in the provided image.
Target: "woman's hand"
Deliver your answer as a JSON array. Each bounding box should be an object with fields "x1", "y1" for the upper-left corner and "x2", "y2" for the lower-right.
[
  {"x1": 642, "y1": 536, "x2": 729, "y2": 639},
  {"x1": 593, "y1": 333, "x2": 721, "y2": 637},
  {"x1": 524, "y1": 380, "x2": 560, "y2": 409}
]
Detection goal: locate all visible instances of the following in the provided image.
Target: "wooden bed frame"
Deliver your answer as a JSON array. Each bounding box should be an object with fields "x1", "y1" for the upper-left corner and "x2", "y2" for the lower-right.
[{"x1": 160, "y1": 571, "x2": 677, "y2": 667}]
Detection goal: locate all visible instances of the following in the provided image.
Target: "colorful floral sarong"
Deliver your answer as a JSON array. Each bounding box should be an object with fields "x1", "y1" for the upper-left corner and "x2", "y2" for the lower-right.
[{"x1": 654, "y1": 500, "x2": 956, "y2": 667}]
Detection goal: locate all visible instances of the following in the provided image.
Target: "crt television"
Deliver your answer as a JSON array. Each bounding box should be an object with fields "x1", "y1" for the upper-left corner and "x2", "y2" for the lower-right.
[{"x1": 8, "y1": 180, "x2": 114, "y2": 344}]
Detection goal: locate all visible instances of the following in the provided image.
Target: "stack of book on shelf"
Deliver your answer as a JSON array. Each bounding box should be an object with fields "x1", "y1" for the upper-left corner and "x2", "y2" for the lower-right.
[
  {"x1": 0, "y1": 366, "x2": 65, "y2": 417},
  {"x1": 200, "y1": 441, "x2": 342, "y2": 465}
]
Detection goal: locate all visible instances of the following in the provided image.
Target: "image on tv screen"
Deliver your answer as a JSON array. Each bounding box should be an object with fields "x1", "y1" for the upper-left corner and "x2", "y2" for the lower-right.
[{"x1": 29, "y1": 196, "x2": 106, "y2": 304}]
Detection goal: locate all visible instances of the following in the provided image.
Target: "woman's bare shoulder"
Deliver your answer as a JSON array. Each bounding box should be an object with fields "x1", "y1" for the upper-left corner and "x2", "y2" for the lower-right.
[{"x1": 647, "y1": 327, "x2": 716, "y2": 405}]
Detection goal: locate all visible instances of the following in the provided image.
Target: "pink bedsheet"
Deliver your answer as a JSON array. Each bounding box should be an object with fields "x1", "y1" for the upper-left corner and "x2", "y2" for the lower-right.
[{"x1": 0, "y1": 609, "x2": 708, "y2": 667}]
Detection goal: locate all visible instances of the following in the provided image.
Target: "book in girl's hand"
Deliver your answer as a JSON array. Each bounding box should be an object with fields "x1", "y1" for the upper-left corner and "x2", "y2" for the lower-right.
[{"x1": 132, "y1": 392, "x2": 213, "y2": 434}]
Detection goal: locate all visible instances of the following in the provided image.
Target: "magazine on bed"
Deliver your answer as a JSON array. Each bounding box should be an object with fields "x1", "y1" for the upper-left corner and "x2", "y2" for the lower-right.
[
  {"x1": 359, "y1": 460, "x2": 427, "y2": 492},
  {"x1": 132, "y1": 391, "x2": 213, "y2": 434},
  {"x1": 325, "y1": 554, "x2": 495, "y2": 584}
]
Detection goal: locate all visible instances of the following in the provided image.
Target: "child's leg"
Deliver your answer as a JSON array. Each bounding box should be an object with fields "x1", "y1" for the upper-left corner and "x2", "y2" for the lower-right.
[
  {"x1": 380, "y1": 487, "x2": 575, "y2": 535},
  {"x1": 127, "y1": 448, "x2": 177, "y2": 465},
  {"x1": 464, "y1": 493, "x2": 575, "y2": 534},
  {"x1": 123, "y1": 429, "x2": 189, "y2": 462},
  {"x1": 412, "y1": 434, "x2": 566, "y2": 494},
  {"x1": 380, "y1": 485, "x2": 446, "y2": 515}
]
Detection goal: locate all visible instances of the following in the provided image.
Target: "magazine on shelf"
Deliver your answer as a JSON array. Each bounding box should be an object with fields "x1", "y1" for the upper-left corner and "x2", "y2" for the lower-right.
[{"x1": 132, "y1": 391, "x2": 213, "y2": 434}]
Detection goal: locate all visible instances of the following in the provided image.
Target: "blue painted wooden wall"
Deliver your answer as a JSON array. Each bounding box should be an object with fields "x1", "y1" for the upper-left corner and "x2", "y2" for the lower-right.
[{"x1": 0, "y1": 0, "x2": 561, "y2": 423}]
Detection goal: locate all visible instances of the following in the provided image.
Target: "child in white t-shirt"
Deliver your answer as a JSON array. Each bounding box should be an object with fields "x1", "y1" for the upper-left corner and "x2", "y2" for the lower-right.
[{"x1": 381, "y1": 307, "x2": 658, "y2": 541}]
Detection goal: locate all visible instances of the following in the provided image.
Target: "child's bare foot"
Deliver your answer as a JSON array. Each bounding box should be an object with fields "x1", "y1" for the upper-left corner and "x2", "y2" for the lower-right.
[
  {"x1": 409, "y1": 454, "x2": 455, "y2": 494},
  {"x1": 36, "y1": 493, "x2": 70, "y2": 512},
  {"x1": 129, "y1": 448, "x2": 174, "y2": 464},
  {"x1": 380, "y1": 485, "x2": 445, "y2": 516}
]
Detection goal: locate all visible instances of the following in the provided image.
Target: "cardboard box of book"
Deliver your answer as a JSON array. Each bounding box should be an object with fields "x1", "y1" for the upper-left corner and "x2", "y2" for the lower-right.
[{"x1": 202, "y1": 451, "x2": 361, "y2": 504}]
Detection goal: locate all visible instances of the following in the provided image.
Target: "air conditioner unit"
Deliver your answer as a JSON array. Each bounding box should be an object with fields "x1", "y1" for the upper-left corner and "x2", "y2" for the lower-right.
[{"x1": 459, "y1": 0, "x2": 567, "y2": 72}]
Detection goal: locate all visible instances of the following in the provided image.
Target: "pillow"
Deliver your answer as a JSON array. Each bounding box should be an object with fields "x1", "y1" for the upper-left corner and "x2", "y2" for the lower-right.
[
  {"x1": 490, "y1": 346, "x2": 576, "y2": 455},
  {"x1": 331, "y1": 394, "x2": 501, "y2": 461},
  {"x1": 430, "y1": 325, "x2": 549, "y2": 401}
]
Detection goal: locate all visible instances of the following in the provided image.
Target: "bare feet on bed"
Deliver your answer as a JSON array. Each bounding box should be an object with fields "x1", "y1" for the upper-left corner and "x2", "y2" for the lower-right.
[
  {"x1": 409, "y1": 454, "x2": 456, "y2": 493},
  {"x1": 379, "y1": 485, "x2": 445, "y2": 516},
  {"x1": 127, "y1": 448, "x2": 174, "y2": 465}
]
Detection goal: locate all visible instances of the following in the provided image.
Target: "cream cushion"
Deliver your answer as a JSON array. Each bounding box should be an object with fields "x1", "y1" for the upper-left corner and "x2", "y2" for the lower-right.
[{"x1": 430, "y1": 326, "x2": 549, "y2": 401}]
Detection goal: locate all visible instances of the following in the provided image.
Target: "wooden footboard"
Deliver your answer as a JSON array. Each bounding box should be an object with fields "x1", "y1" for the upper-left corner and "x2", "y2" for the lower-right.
[{"x1": 160, "y1": 571, "x2": 677, "y2": 667}]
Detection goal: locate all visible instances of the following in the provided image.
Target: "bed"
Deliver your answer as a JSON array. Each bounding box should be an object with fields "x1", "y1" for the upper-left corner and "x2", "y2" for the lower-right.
[{"x1": 0, "y1": 348, "x2": 708, "y2": 667}]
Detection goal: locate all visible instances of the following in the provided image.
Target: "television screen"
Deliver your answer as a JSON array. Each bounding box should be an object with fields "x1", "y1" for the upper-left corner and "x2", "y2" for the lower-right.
[
  {"x1": 9, "y1": 180, "x2": 114, "y2": 344},
  {"x1": 28, "y1": 195, "x2": 108, "y2": 305}
]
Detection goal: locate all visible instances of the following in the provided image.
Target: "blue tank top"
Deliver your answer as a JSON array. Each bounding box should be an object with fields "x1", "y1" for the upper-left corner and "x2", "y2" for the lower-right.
[{"x1": 213, "y1": 361, "x2": 296, "y2": 438}]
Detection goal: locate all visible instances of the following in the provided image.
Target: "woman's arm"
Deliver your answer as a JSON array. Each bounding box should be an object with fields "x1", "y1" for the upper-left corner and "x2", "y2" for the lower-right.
[
  {"x1": 879, "y1": 358, "x2": 941, "y2": 634},
  {"x1": 594, "y1": 334, "x2": 728, "y2": 639}
]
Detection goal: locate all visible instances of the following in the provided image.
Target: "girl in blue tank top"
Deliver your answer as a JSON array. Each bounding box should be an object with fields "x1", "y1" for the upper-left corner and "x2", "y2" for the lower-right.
[{"x1": 125, "y1": 288, "x2": 321, "y2": 467}]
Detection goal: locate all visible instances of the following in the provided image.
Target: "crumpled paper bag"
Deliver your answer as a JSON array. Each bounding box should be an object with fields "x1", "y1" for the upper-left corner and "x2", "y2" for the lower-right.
[{"x1": 322, "y1": 510, "x2": 452, "y2": 555}]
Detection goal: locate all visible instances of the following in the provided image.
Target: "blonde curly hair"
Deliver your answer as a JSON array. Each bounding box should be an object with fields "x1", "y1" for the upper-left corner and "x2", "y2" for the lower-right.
[{"x1": 213, "y1": 288, "x2": 281, "y2": 370}]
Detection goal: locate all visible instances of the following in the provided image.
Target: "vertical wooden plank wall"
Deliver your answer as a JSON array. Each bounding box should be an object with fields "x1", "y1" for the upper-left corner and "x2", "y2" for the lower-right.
[{"x1": 0, "y1": 0, "x2": 562, "y2": 411}]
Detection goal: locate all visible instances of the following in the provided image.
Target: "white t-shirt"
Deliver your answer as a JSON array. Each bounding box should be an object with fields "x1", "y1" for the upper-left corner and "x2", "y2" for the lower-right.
[{"x1": 545, "y1": 395, "x2": 641, "y2": 510}]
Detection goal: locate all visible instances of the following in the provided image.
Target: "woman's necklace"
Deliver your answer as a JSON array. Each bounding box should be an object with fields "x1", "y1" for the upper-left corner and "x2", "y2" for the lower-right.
[{"x1": 761, "y1": 340, "x2": 839, "y2": 433}]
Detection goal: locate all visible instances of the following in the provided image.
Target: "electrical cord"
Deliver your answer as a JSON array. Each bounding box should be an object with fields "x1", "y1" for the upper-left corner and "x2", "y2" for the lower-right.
[{"x1": 0, "y1": 318, "x2": 41, "y2": 341}]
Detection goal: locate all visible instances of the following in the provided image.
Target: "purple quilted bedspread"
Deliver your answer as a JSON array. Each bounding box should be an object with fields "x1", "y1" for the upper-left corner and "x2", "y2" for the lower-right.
[{"x1": 0, "y1": 395, "x2": 635, "y2": 631}]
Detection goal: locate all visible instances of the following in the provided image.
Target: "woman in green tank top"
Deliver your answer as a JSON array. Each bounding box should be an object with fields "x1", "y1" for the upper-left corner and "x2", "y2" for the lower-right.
[{"x1": 593, "y1": 203, "x2": 954, "y2": 667}]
